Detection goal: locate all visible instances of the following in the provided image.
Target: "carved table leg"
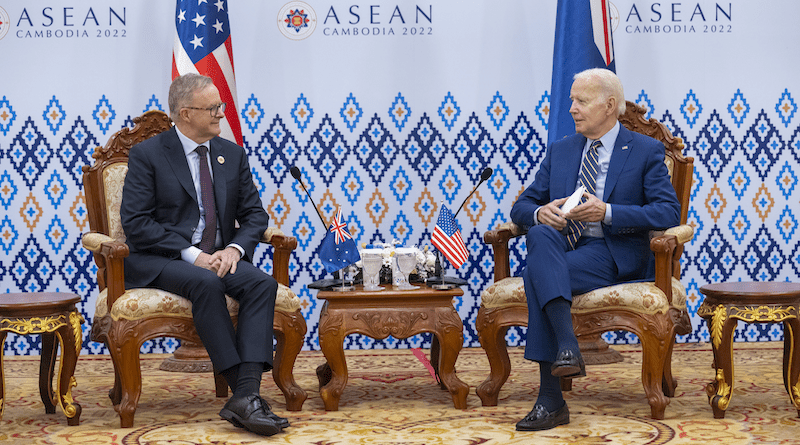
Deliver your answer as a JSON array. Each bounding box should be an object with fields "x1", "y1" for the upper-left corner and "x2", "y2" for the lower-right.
[
  {"x1": 0, "y1": 331, "x2": 6, "y2": 420},
  {"x1": 705, "y1": 305, "x2": 735, "y2": 419},
  {"x1": 784, "y1": 318, "x2": 800, "y2": 417},
  {"x1": 318, "y1": 319, "x2": 348, "y2": 411},
  {"x1": 434, "y1": 306, "x2": 468, "y2": 409},
  {"x1": 55, "y1": 312, "x2": 82, "y2": 425},
  {"x1": 430, "y1": 335, "x2": 446, "y2": 390},
  {"x1": 39, "y1": 332, "x2": 58, "y2": 414}
]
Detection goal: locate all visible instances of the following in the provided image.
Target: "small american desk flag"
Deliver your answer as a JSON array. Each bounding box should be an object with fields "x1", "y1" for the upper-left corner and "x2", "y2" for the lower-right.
[
  {"x1": 432, "y1": 205, "x2": 469, "y2": 269},
  {"x1": 173, "y1": 0, "x2": 243, "y2": 145}
]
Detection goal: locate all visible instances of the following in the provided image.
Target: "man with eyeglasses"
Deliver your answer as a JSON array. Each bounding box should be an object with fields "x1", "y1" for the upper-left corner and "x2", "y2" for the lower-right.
[{"x1": 120, "y1": 73, "x2": 286, "y2": 436}]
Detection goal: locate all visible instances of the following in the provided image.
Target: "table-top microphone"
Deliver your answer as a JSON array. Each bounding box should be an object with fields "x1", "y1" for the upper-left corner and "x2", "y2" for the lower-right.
[
  {"x1": 290, "y1": 166, "x2": 328, "y2": 229},
  {"x1": 454, "y1": 167, "x2": 493, "y2": 217}
]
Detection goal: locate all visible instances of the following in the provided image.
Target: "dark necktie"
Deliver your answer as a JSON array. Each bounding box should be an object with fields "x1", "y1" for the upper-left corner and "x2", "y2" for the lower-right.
[
  {"x1": 565, "y1": 140, "x2": 601, "y2": 250},
  {"x1": 196, "y1": 145, "x2": 216, "y2": 254}
]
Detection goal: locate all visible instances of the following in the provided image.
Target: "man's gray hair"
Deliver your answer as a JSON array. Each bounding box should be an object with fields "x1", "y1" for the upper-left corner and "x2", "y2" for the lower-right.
[
  {"x1": 574, "y1": 68, "x2": 626, "y2": 116},
  {"x1": 168, "y1": 73, "x2": 215, "y2": 121}
]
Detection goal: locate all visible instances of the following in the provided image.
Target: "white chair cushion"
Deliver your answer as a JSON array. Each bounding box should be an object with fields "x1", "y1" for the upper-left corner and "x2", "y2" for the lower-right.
[
  {"x1": 95, "y1": 283, "x2": 300, "y2": 321},
  {"x1": 481, "y1": 276, "x2": 687, "y2": 316}
]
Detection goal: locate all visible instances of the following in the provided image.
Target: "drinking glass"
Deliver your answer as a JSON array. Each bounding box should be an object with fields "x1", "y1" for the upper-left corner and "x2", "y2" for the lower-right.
[
  {"x1": 395, "y1": 248, "x2": 418, "y2": 290},
  {"x1": 361, "y1": 250, "x2": 384, "y2": 291}
]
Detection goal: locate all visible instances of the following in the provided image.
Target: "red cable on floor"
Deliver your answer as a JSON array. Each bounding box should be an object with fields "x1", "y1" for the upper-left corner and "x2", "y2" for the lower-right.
[{"x1": 411, "y1": 348, "x2": 439, "y2": 383}]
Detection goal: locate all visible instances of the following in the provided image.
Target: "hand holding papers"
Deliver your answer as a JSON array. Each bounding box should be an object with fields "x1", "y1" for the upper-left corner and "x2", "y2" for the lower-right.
[{"x1": 560, "y1": 185, "x2": 586, "y2": 216}]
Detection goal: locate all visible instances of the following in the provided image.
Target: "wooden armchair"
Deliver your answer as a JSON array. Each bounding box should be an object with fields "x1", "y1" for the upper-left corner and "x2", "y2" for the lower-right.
[
  {"x1": 475, "y1": 102, "x2": 694, "y2": 419},
  {"x1": 81, "y1": 110, "x2": 307, "y2": 427}
]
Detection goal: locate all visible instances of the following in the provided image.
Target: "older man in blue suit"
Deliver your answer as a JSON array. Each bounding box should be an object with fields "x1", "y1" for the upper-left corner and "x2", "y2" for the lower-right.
[{"x1": 511, "y1": 68, "x2": 680, "y2": 431}]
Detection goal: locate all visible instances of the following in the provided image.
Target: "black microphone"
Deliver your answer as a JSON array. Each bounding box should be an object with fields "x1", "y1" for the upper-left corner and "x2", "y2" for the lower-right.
[
  {"x1": 290, "y1": 166, "x2": 327, "y2": 228},
  {"x1": 454, "y1": 167, "x2": 493, "y2": 217}
]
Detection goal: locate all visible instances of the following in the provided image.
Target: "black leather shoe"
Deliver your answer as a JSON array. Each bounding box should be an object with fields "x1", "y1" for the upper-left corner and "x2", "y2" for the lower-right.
[
  {"x1": 260, "y1": 396, "x2": 290, "y2": 428},
  {"x1": 515, "y1": 403, "x2": 570, "y2": 431},
  {"x1": 219, "y1": 394, "x2": 282, "y2": 436},
  {"x1": 550, "y1": 349, "x2": 586, "y2": 378}
]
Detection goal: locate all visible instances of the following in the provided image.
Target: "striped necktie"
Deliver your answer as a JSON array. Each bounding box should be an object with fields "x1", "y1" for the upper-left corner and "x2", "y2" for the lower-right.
[
  {"x1": 565, "y1": 140, "x2": 601, "y2": 250},
  {"x1": 196, "y1": 145, "x2": 217, "y2": 254}
]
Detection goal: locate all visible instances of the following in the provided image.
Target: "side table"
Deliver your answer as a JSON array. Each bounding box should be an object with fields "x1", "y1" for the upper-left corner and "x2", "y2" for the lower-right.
[
  {"x1": 315, "y1": 285, "x2": 469, "y2": 411},
  {"x1": 698, "y1": 281, "x2": 800, "y2": 419},
  {"x1": 0, "y1": 292, "x2": 84, "y2": 425}
]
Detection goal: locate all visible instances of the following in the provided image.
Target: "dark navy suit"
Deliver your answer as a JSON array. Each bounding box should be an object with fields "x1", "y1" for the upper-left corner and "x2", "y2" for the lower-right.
[
  {"x1": 120, "y1": 127, "x2": 276, "y2": 372},
  {"x1": 510, "y1": 125, "x2": 680, "y2": 362}
]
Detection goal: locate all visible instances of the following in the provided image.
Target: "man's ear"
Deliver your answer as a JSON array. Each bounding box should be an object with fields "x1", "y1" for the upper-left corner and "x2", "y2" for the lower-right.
[{"x1": 606, "y1": 96, "x2": 617, "y2": 117}]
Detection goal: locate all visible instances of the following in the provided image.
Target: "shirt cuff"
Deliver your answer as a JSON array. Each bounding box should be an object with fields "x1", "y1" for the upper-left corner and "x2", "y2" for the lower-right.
[
  {"x1": 181, "y1": 246, "x2": 202, "y2": 265},
  {"x1": 228, "y1": 243, "x2": 245, "y2": 259},
  {"x1": 603, "y1": 204, "x2": 612, "y2": 225}
]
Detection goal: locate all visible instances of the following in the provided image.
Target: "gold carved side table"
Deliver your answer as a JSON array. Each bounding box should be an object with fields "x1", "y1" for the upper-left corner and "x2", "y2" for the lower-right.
[
  {"x1": 1, "y1": 292, "x2": 84, "y2": 425},
  {"x1": 698, "y1": 282, "x2": 800, "y2": 419}
]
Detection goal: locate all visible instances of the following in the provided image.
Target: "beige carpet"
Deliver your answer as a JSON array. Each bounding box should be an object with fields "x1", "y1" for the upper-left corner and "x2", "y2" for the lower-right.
[{"x1": 1, "y1": 342, "x2": 799, "y2": 444}]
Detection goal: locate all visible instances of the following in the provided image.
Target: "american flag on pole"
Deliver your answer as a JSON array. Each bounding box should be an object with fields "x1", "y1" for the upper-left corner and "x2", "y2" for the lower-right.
[
  {"x1": 173, "y1": 0, "x2": 243, "y2": 145},
  {"x1": 431, "y1": 205, "x2": 469, "y2": 269},
  {"x1": 548, "y1": 0, "x2": 616, "y2": 144}
]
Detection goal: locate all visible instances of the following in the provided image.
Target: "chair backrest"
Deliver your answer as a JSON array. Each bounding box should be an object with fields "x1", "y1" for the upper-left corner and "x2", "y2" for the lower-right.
[
  {"x1": 619, "y1": 101, "x2": 694, "y2": 226},
  {"x1": 82, "y1": 110, "x2": 172, "y2": 290}
]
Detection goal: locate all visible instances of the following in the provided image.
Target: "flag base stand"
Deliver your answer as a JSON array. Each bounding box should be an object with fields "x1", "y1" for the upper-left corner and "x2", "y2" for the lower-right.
[
  {"x1": 431, "y1": 283, "x2": 455, "y2": 290},
  {"x1": 426, "y1": 276, "x2": 467, "y2": 290},
  {"x1": 331, "y1": 284, "x2": 354, "y2": 292}
]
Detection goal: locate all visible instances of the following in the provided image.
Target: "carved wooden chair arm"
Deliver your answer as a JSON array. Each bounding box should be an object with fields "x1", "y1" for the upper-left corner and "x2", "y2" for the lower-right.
[
  {"x1": 82, "y1": 232, "x2": 129, "y2": 310},
  {"x1": 483, "y1": 222, "x2": 526, "y2": 282},
  {"x1": 649, "y1": 224, "x2": 694, "y2": 304},
  {"x1": 260, "y1": 227, "x2": 298, "y2": 287}
]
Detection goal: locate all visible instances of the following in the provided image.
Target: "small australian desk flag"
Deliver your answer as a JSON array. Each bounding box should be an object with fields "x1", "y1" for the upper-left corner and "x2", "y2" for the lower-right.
[{"x1": 320, "y1": 207, "x2": 361, "y2": 274}]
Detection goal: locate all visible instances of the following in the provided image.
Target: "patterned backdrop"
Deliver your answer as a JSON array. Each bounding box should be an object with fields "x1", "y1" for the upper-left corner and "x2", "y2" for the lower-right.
[
  {"x1": 2, "y1": 86, "x2": 799, "y2": 356},
  {"x1": 2, "y1": 0, "x2": 800, "y2": 357}
]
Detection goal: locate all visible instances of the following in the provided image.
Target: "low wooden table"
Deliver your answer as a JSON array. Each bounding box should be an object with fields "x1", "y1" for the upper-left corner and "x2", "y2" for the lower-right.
[
  {"x1": 0, "y1": 292, "x2": 84, "y2": 425},
  {"x1": 315, "y1": 284, "x2": 469, "y2": 411},
  {"x1": 698, "y1": 281, "x2": 800, "y2": 419}
]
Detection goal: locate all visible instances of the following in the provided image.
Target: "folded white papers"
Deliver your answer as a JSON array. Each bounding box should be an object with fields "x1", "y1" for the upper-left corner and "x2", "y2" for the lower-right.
[{"x1": 560, "y1": 185, "x2": 586, "y2": 215}]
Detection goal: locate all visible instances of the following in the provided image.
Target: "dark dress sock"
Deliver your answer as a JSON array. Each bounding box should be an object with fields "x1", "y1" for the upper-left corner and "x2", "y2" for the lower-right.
[
  {"x1": 233, "y1": 362, "x2": 263, "y2": 397},
  {"x1": 220, "y1": 364, "x2": 239, "y2": 393},
  {"x1": 535, "y1": 361, "x2": 565, "y2": 412},
  {"x1": 543, "y1": 296, "x2": 579, "y2": 354}
]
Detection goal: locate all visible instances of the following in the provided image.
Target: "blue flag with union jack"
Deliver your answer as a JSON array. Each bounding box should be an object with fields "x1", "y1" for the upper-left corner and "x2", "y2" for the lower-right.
[
  {"x1": 320, "y1": 207, "x2": 361, "y2": 274},
  {"x1": 173, "y1": 0, "x2": 243, "y2": 145},
  {"x1": 548, "y1": 0, "x2": 616, "y2": 144}
]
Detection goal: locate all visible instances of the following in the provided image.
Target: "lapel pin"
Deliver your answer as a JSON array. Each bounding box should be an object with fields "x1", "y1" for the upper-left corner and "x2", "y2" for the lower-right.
[
  {"x1": 217, "y1": 155, "x2": 225, "y2": 164},
  {"x1": 622, "y1": 145, "x2": 629, "y2": 150}
]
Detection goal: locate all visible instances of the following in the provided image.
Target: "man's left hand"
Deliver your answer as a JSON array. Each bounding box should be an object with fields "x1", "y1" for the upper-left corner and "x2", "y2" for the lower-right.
[
  {"x1": 208, "y1": 246, "x2": 242, "y2": 278},
  {"x1": 565, "y1": 192, "x2": 606, "y2": 223}
]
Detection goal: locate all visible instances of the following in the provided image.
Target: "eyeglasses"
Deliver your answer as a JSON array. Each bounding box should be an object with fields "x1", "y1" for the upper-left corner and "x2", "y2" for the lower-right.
[{"x1": 183, "y1": 102, "x2": 226, "y2": 116}]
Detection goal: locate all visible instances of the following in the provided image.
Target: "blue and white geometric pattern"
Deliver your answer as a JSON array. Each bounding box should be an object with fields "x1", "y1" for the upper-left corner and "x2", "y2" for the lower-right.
[
  {"x1": 3, "y1": 88, "x2": 800, "y2": 356},
  {"x1": 0, "y1": 96, "x2": 17, "y2": 136},
  {"x1": 438, "y1": 92, "x2": 461, "y2": 131},
  {"x1": 92, "y1": 95, "x2": 116, "y2": 135}
]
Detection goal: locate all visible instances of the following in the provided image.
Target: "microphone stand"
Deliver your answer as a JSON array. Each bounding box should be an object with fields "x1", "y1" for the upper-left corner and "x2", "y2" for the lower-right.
[{"x1": 291, "y1": 166, "x2": 353, "y2": 291}]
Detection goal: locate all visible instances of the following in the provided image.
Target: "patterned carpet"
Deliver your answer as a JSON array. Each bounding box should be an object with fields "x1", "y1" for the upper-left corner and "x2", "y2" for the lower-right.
[{"x1": 1, "y1": 342, "x2": 799, "y2": 444}]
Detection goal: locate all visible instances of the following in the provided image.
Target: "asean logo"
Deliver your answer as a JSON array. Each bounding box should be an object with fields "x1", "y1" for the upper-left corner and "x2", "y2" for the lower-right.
[
  {"x1": 277, "y1": 2, "x2": 316, "y2": 41},
  {"x1": 0, "y1": 6, "x2": 10, "y2": 40}
]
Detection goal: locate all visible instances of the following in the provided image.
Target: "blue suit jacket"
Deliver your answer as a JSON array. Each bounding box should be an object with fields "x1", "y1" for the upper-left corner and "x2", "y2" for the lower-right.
[
  {"x1": 511, "y1": 126, "x2": 680, "y2": 281},
  {"x1": 120, "y1": 127, "x2": 269, "y2": 288}
]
